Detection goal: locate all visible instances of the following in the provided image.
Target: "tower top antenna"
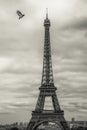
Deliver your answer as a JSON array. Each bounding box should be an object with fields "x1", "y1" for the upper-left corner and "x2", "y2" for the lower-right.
[{"x1": 46, "y1": 8, "x2": 48, "y2": 19}]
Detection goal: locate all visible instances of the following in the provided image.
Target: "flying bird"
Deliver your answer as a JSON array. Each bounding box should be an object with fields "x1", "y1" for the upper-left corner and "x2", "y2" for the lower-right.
[{"x1": 16, "y1": 10, "x2": 25, "y2": 19}]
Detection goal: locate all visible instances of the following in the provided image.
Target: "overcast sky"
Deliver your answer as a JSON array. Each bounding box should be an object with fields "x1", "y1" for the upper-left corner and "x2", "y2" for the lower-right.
[{"x1": 0, "y1": 0, "x2": 87, "y2": 124}]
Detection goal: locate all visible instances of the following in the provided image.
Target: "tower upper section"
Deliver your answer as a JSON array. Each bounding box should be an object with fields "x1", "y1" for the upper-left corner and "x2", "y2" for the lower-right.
[
  {"x1": 44, "y1": 9, "x2": 51, "y2": 27},
  {"x1": 41, "y1": 10, "x2": 55, "y2": 88}
]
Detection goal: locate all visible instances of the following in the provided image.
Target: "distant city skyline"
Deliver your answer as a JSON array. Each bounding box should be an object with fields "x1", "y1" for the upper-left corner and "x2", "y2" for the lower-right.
[{"x1": 0, "y1": 0, "x2": 87, "y2": 124}]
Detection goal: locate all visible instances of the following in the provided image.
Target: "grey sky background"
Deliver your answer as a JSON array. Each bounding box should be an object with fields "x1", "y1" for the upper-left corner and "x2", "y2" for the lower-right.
[{"x1": 0, "y1": 0, "x2": 87, "y2": 124}]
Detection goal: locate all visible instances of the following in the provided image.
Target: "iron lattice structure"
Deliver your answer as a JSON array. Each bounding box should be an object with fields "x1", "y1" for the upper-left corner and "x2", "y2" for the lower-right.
[{"x1": 27, "y1": 12, "x2": 70, "y2": 130}]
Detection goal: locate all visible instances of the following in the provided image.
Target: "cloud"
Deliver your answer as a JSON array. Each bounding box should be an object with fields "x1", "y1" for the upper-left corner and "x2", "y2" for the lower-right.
[
  {"x1": 0, "y1": 0, "x2": 87, "y2": 124},
  {"x1": 63, "y1": 17, "x2": 87, "y2": 31}
]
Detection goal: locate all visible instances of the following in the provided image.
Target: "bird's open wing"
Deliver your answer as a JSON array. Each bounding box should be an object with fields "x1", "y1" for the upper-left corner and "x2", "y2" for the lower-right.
[{"x1": 16, "y1": 10, "x2": 23, "y2": 17}]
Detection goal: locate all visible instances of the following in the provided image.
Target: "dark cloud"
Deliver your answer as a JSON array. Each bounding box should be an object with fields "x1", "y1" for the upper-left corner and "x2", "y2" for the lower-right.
[{"x1": 63, "y1": 17, "x2": 87, "y2": 31}]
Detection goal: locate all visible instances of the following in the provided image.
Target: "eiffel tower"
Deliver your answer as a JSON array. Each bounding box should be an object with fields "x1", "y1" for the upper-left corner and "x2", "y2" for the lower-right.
[{"x1": 27, "y1": 10, "x2": 70, "y2": 130}]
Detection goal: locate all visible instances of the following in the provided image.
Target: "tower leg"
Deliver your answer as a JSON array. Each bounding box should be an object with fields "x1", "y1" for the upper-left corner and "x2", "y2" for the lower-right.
[
  {"x1": 35, "y1": 93, "x2": 45, "y2": 112},
  {"x1": 27, "y1": 121, "x2": 35, "y2": 130},
  {"x1": 52, "y1": 94, "x2": 60, "y2": 112},
  {"x1": 26, "y1": 117, "x2": 37, "y2": 130}
]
